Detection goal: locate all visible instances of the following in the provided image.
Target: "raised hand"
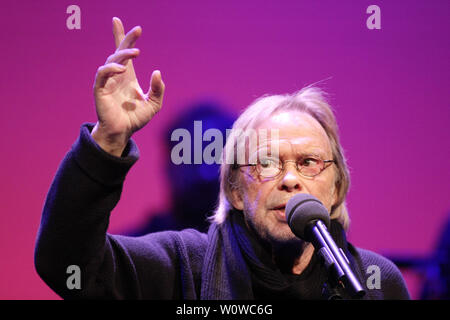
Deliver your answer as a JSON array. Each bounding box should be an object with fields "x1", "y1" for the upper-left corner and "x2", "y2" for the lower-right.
[{"x1": 91, "y1": 17, "x2": 165, "y2": 157}]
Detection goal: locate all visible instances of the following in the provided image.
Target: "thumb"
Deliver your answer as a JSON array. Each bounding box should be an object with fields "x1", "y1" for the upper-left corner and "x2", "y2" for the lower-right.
[{"x1": 147, "y1": 70, "x2": 165, "y2": 102}]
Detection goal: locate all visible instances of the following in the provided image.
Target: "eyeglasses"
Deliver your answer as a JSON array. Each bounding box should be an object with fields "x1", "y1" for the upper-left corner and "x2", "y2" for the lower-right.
[{"x1": 234, "y1": 156, "x2": 335, "y2": 178}]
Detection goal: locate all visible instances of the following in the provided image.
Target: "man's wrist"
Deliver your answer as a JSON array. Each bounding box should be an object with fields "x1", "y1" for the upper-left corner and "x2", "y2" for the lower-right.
[
  {"x1": 91, "y1": 123, "x2": 129, "y2": 157},
  {"x1": 72, "y1": 123, "x2": 140, "y2": 187}
]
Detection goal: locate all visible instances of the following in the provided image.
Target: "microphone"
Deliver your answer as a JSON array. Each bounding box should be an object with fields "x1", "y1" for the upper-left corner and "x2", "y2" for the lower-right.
[{"x1": 286, "y1": 193, "x2": 365, "y2": 299}]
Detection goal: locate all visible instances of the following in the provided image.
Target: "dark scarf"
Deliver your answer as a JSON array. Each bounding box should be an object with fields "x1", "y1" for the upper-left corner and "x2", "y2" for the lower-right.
[{"x1": 200, "y1": 210, "x2": 361, "y2": 299}]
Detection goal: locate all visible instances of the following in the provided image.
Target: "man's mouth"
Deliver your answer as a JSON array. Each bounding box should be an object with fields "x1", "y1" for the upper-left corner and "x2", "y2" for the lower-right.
[
  {"x1": 271, "y1": 204, "x2": 287, "y2": 221},
  {"x1": 273, "y1": 204, "x2": 286, "y2": 210}
]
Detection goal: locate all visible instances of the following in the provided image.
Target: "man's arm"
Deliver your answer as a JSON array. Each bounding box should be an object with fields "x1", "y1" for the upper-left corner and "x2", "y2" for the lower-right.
[
  {"x1": 34, "y1": 123, "x2": 142, "y2": 298},
  {"x1": 34, "y1": 17, "x2": 169, "y2": 299},
  {"x1": 35, "y1": 124, "x2": 203, "y2": 299},
  {"x1": 356, "y1": 248, "x2": 411, "y2": 300}
]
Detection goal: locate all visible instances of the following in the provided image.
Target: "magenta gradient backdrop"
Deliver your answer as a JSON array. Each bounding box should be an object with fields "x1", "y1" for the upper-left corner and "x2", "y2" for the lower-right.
[{"x1": 0, "y1": 0, "x2": 449, "y2": 299}]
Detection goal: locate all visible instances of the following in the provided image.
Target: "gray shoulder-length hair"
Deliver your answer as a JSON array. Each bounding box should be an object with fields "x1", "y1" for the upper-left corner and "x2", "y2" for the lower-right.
[{"x1": 210, "y1": 86, "x2": 351, "y2": 231}]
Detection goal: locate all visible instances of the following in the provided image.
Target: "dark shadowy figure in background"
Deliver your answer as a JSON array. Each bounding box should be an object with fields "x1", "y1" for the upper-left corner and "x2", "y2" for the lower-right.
[
  {"x1": 387, "y1": 212, "x2": 450, "y2": 299},
  {"x1": 420, "y1": 213, "x2": 450, "y2": 299},
  {"x1": 126, "y1": 100, "x2": 235, "y2": 235}
]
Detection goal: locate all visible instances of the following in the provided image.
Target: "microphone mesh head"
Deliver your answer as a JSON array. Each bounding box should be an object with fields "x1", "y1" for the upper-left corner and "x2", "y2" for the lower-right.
[{"x1": 285, "y1": 193, "x2": 330, "y2": 240}]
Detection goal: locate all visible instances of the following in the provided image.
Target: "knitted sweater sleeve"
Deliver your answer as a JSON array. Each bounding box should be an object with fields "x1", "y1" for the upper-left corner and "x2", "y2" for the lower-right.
[
  {"x1": 356, "y1": 247, "x2": 411, "y2": 300},
  {"x1": 34, "y1": 123, "x2": 205, "y2": 299}
]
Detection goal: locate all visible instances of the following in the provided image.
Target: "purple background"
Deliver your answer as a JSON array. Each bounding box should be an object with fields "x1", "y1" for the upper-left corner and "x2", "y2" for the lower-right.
[{"x1": 0, "y1": 0, "x2": 449, "y2": 299}]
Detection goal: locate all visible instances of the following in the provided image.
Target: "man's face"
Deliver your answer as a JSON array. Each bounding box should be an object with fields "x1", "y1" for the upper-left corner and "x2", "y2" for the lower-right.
[{"x1": 232, "y1": 111, "x2": 338, "y2": 244}]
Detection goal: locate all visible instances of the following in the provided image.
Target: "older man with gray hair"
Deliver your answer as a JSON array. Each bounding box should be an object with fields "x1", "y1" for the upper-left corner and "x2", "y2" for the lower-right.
[{"x1": 35, "y1": 18, "x2": 409, "y2": 300}]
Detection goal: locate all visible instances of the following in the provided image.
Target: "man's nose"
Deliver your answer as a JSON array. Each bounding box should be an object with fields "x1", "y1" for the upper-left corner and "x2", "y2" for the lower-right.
[{"x1": 278, "y1": 162, "x2": 302, "y2": 192}]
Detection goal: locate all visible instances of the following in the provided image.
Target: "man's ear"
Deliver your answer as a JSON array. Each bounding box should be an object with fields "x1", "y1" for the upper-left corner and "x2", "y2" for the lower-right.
[{"x1": 230, "y1": 187, "x2": 244, "y2": 211}]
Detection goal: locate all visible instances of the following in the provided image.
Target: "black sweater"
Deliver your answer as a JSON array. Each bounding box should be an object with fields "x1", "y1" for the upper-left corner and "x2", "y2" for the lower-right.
[{"x1": 34, "y1": 124, "x2": 410, "y2": 299}]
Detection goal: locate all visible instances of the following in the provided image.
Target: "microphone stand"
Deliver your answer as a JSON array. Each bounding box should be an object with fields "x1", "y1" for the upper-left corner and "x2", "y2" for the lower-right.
[
  {"x1": 322, "y1": 277, "x2": 350, "y2": 300},
  {"x1": 308, "y1": 220, "x2": 366, "y2": 300}
]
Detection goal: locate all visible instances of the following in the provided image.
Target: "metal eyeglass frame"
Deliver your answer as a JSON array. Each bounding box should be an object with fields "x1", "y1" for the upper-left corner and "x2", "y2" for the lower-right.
[{"x1": 233, "y1": 157, "x2": 336, "y2": 179}]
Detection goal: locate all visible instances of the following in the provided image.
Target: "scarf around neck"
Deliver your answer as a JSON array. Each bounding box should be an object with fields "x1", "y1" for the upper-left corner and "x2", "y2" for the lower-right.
[{"x1": 200, "y1": 210, "x2": 361, "y2": 300}]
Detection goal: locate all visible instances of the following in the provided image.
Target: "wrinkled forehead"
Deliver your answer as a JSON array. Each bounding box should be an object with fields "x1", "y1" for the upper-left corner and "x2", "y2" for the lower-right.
[
  {"x1": 254, "y1": 111, "x2": 333, "y2": 157},
  {"x1": 255, "y1": 139, "x2": 330, "y2": 159}
]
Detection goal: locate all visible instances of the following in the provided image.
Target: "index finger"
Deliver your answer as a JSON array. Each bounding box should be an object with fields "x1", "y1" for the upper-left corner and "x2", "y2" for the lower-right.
[{"x1": 112, "y1": 17, "x2": 125, "y2": 48}]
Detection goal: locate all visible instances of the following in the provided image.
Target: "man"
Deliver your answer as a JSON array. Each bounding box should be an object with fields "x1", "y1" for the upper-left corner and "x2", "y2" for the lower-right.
[{"x1": 34, "y1": 18, "x2": 409, "y2": 299}]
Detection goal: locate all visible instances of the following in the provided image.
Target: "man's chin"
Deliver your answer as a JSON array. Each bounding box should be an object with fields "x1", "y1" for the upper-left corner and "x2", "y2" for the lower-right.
[
  {"x1": 266, "y1": 224, "x2": 299, "y2": 244},
  {"x1": 244, "y1": 212, "x2": 299, "y2": 244}
]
